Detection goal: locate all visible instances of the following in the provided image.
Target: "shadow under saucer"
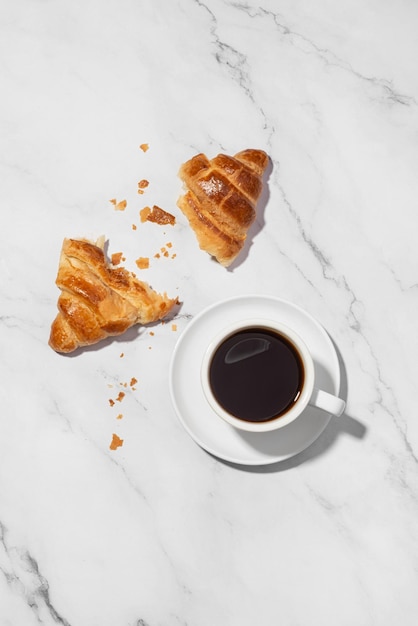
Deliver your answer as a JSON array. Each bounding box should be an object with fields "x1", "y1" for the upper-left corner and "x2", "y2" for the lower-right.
[{"x1": 219, "y1": 340, "x2": 366, "y2": 473}]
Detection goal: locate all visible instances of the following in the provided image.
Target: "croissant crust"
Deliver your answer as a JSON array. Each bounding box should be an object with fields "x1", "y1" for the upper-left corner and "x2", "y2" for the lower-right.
[
  {"x1": 49, "y1": 238, "x2": 177, "y2": 353},
  {"x1": 177, "y1": 149, "x2": 269, "y2": 266}
]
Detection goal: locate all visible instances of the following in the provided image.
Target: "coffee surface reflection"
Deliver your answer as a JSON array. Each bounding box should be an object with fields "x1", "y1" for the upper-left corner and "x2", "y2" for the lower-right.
[{"x1": 209, "y1": 328, "x2": 304, "y2": 423}]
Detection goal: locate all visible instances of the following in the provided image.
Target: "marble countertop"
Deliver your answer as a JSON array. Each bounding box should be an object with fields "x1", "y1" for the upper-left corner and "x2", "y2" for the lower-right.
[{"x1": 1, "y1": 1, "x2": 418, "y2": 624}]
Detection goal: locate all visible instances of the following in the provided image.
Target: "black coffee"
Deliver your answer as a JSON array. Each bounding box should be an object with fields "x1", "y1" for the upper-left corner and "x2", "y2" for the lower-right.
[{"x1": 209, "y1": 327, "x2": 304, "y2": 423}]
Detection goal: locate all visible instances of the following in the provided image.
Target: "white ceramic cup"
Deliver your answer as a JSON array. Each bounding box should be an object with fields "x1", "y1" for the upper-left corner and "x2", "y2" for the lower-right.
[{"x1": 200, "y1": 318, "x2": 345, "y2": 433}]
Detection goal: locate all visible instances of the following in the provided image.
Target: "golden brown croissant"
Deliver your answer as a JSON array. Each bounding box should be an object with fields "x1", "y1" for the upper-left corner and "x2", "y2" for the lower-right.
[
  {"x1": 177, "y1": 149, "x2": 269, "y2": 267},
  {"x1": 49, "y1": 238, "x2": 178, "y2": 353}
]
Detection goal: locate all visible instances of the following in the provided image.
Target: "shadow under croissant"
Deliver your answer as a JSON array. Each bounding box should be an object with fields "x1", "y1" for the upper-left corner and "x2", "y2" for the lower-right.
[
  {"x1": 226, "y1": 157, "x2": 273, "y2": 272},
  {"x1": 60, "y1": 300, "x2": 183, "y2": 357}
]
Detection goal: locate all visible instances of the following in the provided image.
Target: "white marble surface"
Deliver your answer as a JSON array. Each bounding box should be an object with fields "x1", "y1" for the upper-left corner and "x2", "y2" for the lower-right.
[{"x1": 1, "y1": 0, "x2": 418, "y2": 624}]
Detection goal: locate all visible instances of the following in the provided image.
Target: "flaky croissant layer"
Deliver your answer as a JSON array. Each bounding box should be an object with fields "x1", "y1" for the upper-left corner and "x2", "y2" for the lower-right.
[
  {"x1": 49, "y1": 238, "x2": 177, "y2": 353},
  {"x1": 177, "y1": 149, "x2": 269, "y2": 267}
]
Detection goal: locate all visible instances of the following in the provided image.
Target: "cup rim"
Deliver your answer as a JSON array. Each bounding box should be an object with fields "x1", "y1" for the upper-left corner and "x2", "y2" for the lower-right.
[{"x1": 200, "y1": 318, "x2": 315, "y2": 432}]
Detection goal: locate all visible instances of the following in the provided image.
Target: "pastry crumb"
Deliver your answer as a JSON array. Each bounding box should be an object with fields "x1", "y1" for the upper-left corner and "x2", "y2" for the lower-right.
[
  {"x1": 143, "y1": 205, "x2": 175, "y2": 226},
  {"x1": 116, "y1": 391, "x2": 125, "y2": 402},
  {"x1": 158, "y1": 246, "x2": 170, "y2": 258},
  {"x1": 132, "y1": 223, "x2": 137, "y2": 230},
  {"x1": 138, "y1": 179, "x2": 149, "y2": 189},
  {"x1": 120, "y1": 353, "x2": 124, "y2": 358},
  {"x1": 113, "y1": 199, "x2": 127, "y2": 211},
  {"x1": 116, "y1": 414, "x2": 123, "y2": 420},
  {"x1": 166, "y1": 242, "x2": 173, "y2": 248},
  {"x1": 139, "y1": 143, "x2": 149, "y2": 152},
  {"x1": 171, "y1": 324, "x2": 177, "y2": 331},
  {"x1": 111, "y1": 252, "x2": 124, "y2": 266},
  {"x1": 149, "y1": 331, "x2": 154, "y2": 336},
  {"x1": 140, "y1": 206, "x2": 151, "y2": 222},
  {"x1": 130, "y1": 377, "x2": 138, "y2": 387},
  {"x1": 135, "y1": 257, "x2": 150, "y2": 270},
  {"x1": 110, "y1": 433, "x2": 124, "y2": 450},
  {"x1": 109, "y1": 198, "x2": 117, "y2": 205},
  {"x1": 109, "y1": 399, "x2": 115, "y2": 407}
]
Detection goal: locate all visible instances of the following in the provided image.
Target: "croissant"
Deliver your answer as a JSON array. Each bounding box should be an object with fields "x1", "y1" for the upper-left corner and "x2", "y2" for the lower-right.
[
  {"x1": 49, "y1": 238, "x2": 177, "y2": 353},
  {"x1": 177, "y1": 149, "x2": 269, "y2": 267}
]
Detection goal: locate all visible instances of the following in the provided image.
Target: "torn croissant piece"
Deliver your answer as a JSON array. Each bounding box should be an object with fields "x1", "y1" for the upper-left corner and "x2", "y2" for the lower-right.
[
  {"x1": 49, "y1": 237, "x2": 178, "y2": 353},
  {"x1": 177, "y1": 149, "x2": 269, "y2": 267}
]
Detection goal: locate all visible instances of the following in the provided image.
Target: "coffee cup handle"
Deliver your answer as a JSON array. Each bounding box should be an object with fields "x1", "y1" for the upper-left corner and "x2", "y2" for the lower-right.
[{"x1": 310, "y1": 388, "x2": 345, "y2": 417}]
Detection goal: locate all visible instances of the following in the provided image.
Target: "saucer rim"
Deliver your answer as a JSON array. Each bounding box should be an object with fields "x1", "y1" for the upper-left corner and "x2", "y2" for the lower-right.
[{"x1": 169, "y1": 295, "x2": 341, "y2": 465}]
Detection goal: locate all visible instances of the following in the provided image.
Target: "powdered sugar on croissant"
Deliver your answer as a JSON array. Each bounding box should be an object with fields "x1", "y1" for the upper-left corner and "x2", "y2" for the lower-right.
[
  {"x1": 49, "y1": 238, "x2": 177, "y2": 353},
  {"x1": 177, "y1": 149, "x2": 269, "y2": 267}
]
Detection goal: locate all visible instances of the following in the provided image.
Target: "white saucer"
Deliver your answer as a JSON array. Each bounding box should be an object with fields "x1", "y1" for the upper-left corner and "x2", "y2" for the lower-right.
[{"x1": 169, "y1": 295, "x2": 341, "y2": 466}]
